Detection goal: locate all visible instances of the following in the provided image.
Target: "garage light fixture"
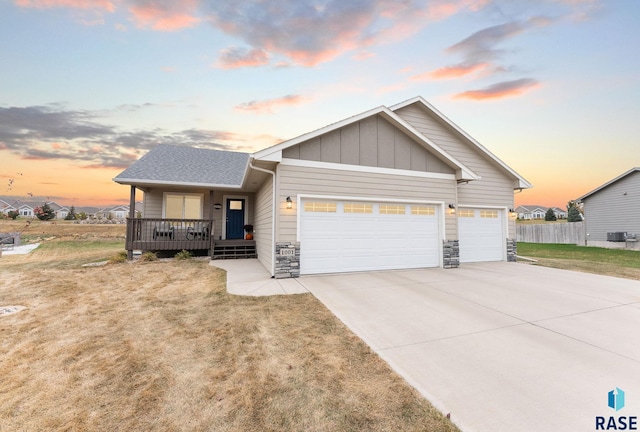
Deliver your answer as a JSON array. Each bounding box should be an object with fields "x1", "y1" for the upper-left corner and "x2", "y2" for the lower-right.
[
  {"x1": 286, "y1": 196, "x2": 293, "y2": 209},
  {"x1": 448, "y1": 204, "x2": 456, "y2": 214}
]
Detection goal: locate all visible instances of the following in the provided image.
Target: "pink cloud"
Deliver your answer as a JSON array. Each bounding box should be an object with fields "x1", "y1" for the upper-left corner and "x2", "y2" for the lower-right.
[
  {"x1": 234, "y1": 94, "x2": 309, "y2": 114},
  {"x1": 352, "y1": 51, "x2": 376, "y2": 61},
  {"x1": 453, "y1": 78, "x2": 540, "y2": 100},
  {"x1": 128, "y1": 1, "x2": 200, "y2": 31},
  {"x1": 412, "y1": 62, "x2": 489, "y2": 81},
  {"x1": 217, "y1": 47, "x2": 269, "y2": 69},
  {"x1": 14, "y1": 0, "x2": 114, "y2": 11}
]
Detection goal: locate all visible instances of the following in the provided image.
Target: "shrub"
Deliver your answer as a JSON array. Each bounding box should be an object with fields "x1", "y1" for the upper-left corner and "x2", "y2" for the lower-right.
[
  {"x1": 109, "y1": 250, "x2": 128, "y2": 264},
  {"x1": 175, "y1": 249, "x2": 192, "y2": 260},
  {"x1": 544, "y1": 208, "x2": 557, "y2": 221},
  {"x1": 7, "y1": 210, "x2": 19, "y2": 220},
  {"x1": 567, "y1": 206, "x2": 582, "y2": 222},
  {"x1": 140, "y1": 251, "x2": 158, "y2": 262},
  {"x1": 34, "y1": 203, "x2": 55, "y2": 221}
]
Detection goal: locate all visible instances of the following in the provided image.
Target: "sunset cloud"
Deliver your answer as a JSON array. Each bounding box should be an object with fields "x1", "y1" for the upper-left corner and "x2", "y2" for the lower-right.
[
  {"x1": 0, "y1": 105, "x2": 271, "y2": 168},
  {"x1": 234, "y1": 94, "x2": 309, "y2": 114},
  {"x1": 128, "y1": 0, "x2": 200, "y2": 31},
  {"x1": 14, "y1": 0, "x2": 114, "y2": 11},
  {"x1": 412, "y1": 62, "x2": 490, "y2": 81},
  {"x1": 453, "y1": 78, "x2": 540, "y2": 100},
  {"x1": 217, "y1": 47, "x2": 269, "y2": 69}
]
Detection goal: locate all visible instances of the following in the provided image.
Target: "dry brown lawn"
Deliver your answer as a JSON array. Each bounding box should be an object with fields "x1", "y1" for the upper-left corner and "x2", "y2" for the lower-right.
[{"x1": 0, "y1": 221, "x2": 458, "y2": 432}]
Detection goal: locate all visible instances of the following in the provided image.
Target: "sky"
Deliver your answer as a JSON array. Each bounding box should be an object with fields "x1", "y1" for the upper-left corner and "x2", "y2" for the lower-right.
[{"x1": 1, "y1": 0, "x2": 639, "y2": 208}]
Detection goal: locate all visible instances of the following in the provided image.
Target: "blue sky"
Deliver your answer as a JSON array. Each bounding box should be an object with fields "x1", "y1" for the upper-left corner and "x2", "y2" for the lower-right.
[{"x1": 0, "y1": 0, "x2": 638, "y2": 206}]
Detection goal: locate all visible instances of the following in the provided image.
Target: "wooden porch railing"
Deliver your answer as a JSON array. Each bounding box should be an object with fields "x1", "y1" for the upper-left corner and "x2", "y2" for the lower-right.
[{"x1": 126, "y1": 218, "x2": 214, "y2": 252}]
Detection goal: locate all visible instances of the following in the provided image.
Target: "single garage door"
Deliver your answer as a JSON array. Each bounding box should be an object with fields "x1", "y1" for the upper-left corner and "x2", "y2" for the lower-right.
[
  {"x1": 300, "y1": 200, "x2": 441, "y2": 275},
  {"x1": 458, "y1": 208, "x2": 504, "y2": 263}
]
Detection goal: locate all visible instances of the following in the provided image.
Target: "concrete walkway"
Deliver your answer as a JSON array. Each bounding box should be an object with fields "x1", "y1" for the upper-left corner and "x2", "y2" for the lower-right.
[{"x1": 210, "y1": 259, "x2": 308, "y2": 296}]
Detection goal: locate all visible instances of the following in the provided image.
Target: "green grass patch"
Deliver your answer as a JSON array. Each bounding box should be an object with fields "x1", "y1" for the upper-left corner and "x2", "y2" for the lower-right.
[{"x1": 518, "y1": 243, "x2": 640, "y2": 269}]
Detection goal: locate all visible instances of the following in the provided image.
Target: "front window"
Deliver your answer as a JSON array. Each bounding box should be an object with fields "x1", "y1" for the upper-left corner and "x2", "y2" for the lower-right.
[{"x1": 164, "y1": 193, "x2": 203, "y2": 219}]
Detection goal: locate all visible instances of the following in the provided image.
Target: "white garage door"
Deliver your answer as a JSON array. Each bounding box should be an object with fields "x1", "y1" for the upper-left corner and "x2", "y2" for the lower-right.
[
  {"x1": 300, "y1": 200, "x2": 441, "y2": 275},
  {"x1": 458, "y1": 208, "x2": 505, "y2": 263}
]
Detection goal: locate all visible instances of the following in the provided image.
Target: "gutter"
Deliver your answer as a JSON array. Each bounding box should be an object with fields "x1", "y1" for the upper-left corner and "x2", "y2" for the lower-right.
[{"x1": 248, "y1": 162, "x2": 276, "y2": 278}]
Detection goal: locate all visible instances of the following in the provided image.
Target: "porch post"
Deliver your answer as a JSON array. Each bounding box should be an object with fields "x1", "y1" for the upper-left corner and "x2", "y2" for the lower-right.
[
  {"x1": 209, "y1": 190, "x2": 214, "y2": 257},
  {"x1": 127, "y1": 186, "x2": 136, "y2": 259}
]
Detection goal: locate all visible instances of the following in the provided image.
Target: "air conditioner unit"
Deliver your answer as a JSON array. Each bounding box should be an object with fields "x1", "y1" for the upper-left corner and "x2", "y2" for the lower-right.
[{"x1": 607, "y1": 232, "x2": 627, "y2": 242}]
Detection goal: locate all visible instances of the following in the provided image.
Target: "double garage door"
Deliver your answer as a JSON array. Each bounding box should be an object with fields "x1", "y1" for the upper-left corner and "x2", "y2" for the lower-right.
[
  {"x1": 300, "y1": 199, "x2": 440, "y2": 275},
  {"x1": 300, "y1": 200, "x2": 506, "y2": 274}
]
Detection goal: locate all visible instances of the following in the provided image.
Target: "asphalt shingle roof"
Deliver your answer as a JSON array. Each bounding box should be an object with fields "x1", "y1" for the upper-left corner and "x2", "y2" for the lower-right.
[{"x1": 114, "y1": 144, "x2": 250, "y2": 187}]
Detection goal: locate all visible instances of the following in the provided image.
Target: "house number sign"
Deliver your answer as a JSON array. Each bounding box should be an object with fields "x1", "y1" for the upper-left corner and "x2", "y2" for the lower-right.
[{"x1": 280, "y1": 248, "x2": 296, "y2": 257}]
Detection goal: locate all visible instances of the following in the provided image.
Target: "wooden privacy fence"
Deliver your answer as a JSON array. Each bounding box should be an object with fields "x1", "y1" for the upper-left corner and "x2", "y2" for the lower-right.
[{"x1": 516, "y1": 222, "x2": 586, "y2": 245}]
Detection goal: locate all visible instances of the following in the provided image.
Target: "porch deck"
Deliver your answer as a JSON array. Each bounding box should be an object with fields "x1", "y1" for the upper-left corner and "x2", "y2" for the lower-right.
[
  {"x1": 126, "y1": 218, "x2": 214, "y2": 253},
  {"x1": 125, "y1": 218, "x2": 257, "y2": 259}
]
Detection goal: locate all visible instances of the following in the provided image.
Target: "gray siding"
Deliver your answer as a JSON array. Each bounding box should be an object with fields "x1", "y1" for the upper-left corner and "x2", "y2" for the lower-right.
[
  {"x1": 395, "y1": 104, "x2": 517, "y2": 238},
  {"x1": 282, "y1": 115, "x2": 454, "y2": 175},
  {"x1": 254, "y1": 175, "x2": 273, "y2": 272},
  {"x1": 277, "y1": 164, "x2": 458, "y2": 242},
  {"x1": 583, "y1": 171, "x2": 640, "y2": 241}
]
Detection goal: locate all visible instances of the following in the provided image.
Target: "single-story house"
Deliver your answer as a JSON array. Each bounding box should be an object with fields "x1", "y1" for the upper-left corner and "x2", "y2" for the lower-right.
[
  {"x1": 114, "y1": 96, "x2": 532, "y2": 277},
  {"x1": 516, "y1": 205, "x2": 567, "y2": 220},
  {"x1": 577, "y1": 167, "x2": 640, "y2": 250},
  {"x1": 0, "y1": 199, "x2": 15, "y2": 215}
]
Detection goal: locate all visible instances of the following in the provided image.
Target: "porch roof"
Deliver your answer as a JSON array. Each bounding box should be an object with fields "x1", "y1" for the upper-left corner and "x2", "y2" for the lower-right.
[{"x1": 114, "y1": 144, "x2": 250, "y2": 188}]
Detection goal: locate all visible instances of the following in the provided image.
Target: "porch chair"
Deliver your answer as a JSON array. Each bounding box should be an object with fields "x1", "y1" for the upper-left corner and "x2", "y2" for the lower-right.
[
  {"x1": 186, "y1": 221, "x2": 208, "y2": 240},
  {"x1": 152, "y1": 221, "x2": 174, "y2": 240}
]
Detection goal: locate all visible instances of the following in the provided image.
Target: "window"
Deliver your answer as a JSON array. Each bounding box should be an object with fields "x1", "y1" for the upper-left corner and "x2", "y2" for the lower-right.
[
  {"x1": 229, "y1": 200, "x2": 243, "y2": 210},
  {"x1": 411, "y1": 205, "x2": 435, "y2": 216},
  {"x1": 459, "y1": 209, "x2": 475, "y2": 218},
  {"x1": 164, "y1": 193, "x2": 202, "y2": 219},
  {"x1": 379, "y1": 204, "x2": 406, "y2": 215},
  {"x1": 481, "y1": 210, "x2": 499, "y2": 218},
  {"x1": 304, "y1": 201, "x2": 337, "y2": 213},
  {"x1": 344, "y1": 203, "x2": 373, "y2": 214}
]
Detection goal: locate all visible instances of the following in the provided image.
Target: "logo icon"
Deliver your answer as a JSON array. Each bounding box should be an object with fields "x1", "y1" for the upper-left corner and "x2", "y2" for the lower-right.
[{"x1": 608, "y1": 387, "x2": 625, "y2": 412}]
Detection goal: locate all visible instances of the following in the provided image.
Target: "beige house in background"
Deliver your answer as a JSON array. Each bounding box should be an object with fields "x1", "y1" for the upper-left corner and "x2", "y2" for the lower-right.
[{"x1": 114, "y1": 96, "x2": 532, "y2": 277}]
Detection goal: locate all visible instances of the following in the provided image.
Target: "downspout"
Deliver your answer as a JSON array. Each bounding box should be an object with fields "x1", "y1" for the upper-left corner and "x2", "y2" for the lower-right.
[{"x1": 248, "y1": 161, "x2": 276, "y2": 277}]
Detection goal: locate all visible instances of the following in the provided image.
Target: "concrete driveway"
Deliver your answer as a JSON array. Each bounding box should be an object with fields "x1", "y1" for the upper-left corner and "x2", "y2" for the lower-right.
[{"x1": 298, "y1": 262, "x2": 640, "y2": 432}]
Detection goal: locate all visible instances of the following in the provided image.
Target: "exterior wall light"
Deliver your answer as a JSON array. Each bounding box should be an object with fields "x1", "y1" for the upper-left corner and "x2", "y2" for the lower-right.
[
  {"x1": 214, "y1": 203, "x2": 222, "y2": 210},
  {"x1": 448, "y1": 203, "x2": 456, "y2": 214},
  {"x1": 286, "y1": 196, "x2": 293, "y2": 209}
]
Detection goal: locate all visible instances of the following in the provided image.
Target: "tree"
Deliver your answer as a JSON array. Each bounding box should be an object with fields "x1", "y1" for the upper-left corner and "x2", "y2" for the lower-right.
[
  {"x1": 64, "y1": 205, "x2": 77, "y2": 220},
  {"x1": 567, "y1": 206, "x2": 582, "y2": 222},
  {"x1": 545, "y1": 208, "x2": 557, "y2": 221},
  {"x1": 77, "y1": 212, "x2": 88, "y2": 220},
  {"x1": 34, "y1": 203, "x2": 55, "y2": 221}
]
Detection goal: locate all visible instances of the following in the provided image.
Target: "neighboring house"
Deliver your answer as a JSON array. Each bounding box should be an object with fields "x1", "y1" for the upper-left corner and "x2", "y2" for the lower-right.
[
  {"x1": 0, "y1": 199, "x2": 15, "y2": 215},
  {"x1": 516, "y1": 205, "x2": 567, "y2": 220},
  {"x1": 18, "y1": 203, "x2": 35, "y2": 218},
  {"x1": 75, "y1": 206, "x2": 101, "y2": 219},
  {"x1": 577, "y1": 167, "x2": 640, "y2": 250},
  {"x1": 114, "y1": 96, "x2": 532, "y2": 277},
  {"x1": 48, "y1": 202, "x2": 69, "y2": 219}
]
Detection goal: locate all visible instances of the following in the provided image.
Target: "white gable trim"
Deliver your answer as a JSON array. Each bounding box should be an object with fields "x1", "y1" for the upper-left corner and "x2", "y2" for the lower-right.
[
  {"x1": 281, "y1": 158, "x2": 457, "y2": 180},
  {"x1": 253, "y1": 105, "x2": 479, "y2": 182},
  {"x1": 391, "y1": 96, "x2": 532, "y2": 190}
]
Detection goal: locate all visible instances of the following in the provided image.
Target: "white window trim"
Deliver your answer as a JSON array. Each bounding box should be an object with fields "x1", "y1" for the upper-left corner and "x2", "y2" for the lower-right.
[
  {"x1": 162, "y1": 192, "x2": 204, "y2": 219},
  {"x1": 222, "y1": 194, "x2": 250, "y2": 240}
]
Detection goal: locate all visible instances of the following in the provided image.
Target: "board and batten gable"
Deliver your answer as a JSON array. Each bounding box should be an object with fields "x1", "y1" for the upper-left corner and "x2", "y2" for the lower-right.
[
  {"x1": 282, "y1": 114, "x2": 454, "y2": 175},
  {"x1": 276, "y1": 164, "x2": 458, "y2": 243},
  {"x1": 395, "y1": 103, "x2": 518, "y2": 237},
  {"x1": 582, "y1": 170, "x2": 640, "y2": 243}
]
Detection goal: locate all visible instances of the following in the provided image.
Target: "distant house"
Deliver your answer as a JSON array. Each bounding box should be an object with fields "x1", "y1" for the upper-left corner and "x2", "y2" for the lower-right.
[
  {"x1": 75, "y1": 206, "x2": 100, "y2": 219},
  {"x1": 516, "y1": 205, "x2": 567, "y2": 220},
  {"x1": 577, "y1": 167, "x2": 640, "y2": 250},
  {"x1": 0, "y1": 199, "x2": 15, "y2": 215}
]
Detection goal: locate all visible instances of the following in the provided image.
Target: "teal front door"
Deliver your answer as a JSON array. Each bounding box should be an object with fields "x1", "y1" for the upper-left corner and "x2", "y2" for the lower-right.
[{"x1": 226, "y1": 198, "x2": 245, "y2": 239}]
